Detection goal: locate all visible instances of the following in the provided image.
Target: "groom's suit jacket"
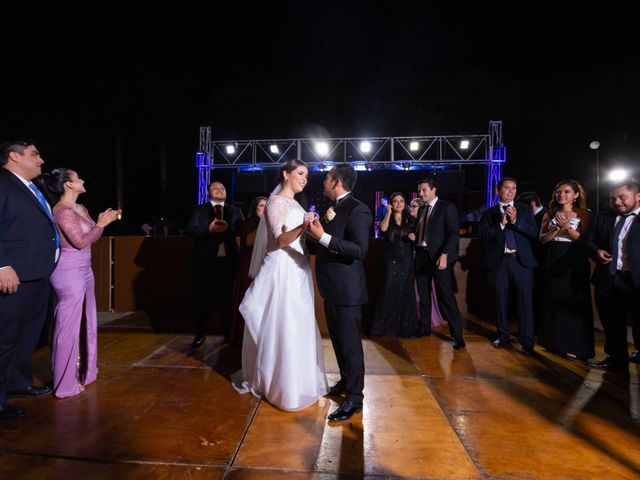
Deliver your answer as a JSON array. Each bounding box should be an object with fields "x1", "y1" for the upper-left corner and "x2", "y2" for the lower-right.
[{"x1": 314, "y1": 194, "x2": 372, "y2": 306}]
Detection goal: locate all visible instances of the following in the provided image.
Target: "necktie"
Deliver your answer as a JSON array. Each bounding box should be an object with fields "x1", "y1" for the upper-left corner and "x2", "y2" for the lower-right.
[
  {"x1": 213, "y1": 204, "x2": 223, "y2": 221},
  {"x1": 29, "y1": 183, "x2": 60, "y2": 249},
  {"x1": 609, "y1": 213, "x2": 632, "y2": 274},
  {"x1": 502, "y1": 205, "x2": 517, "y2": 251},
  {"x1": 417, "y1": 204, "x2": 431, "y2": 245}
]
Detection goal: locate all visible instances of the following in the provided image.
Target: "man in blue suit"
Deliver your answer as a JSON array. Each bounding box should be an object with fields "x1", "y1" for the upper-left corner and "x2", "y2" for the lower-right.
[
  {"x1": 478, "y1": 177, "x2": 539, "y2": 354},
  {"x1": 0, "y1": 140, "x2": 57, "y2": 419}
]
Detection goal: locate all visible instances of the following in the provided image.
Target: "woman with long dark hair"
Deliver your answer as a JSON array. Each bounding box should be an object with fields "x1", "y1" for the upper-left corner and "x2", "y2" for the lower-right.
[
  {"x1": 35, "y1": 168, "x2": 118, "y2": 398},
  {"x1": 232, "y1": 160, "x2": 327, "y2": 411},
  {"x1": 370, "y1": 192, "x2": 418, "y2": 336},
  {"x1": 538, "y1": 179, "x2": 594, "y2": 360},
  {"x1": 229, "y1": 195, "x2": 268, "y2": 346}
]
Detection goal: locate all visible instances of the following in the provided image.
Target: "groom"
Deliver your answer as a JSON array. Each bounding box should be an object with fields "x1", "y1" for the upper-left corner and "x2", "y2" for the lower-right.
[{"x1": 308, "y1": 164, "x2": 372, "y2": 422}]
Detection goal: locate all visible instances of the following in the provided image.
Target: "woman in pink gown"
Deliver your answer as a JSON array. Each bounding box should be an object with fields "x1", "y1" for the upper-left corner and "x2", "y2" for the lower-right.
[{"x1": 36, "y1": 168, "x2": 119, "y2": 398}]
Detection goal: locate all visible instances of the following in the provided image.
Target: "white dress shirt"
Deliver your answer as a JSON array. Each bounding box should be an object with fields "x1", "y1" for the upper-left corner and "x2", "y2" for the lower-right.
[
  {"x1": 616, "y1": 207, "x2": 640, "y2": 272},
  {"x1": 319, "y1": 192, "x2": 351, "y2": 248}
]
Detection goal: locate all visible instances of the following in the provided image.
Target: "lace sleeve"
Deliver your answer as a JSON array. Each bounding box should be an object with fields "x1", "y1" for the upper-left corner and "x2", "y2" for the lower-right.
[
  {"x1": 265, "y1": 196, "x2": 290, "y2": 240},
  {"x1": 54, "y1": 207, "x2": 104, "y2": 250}
]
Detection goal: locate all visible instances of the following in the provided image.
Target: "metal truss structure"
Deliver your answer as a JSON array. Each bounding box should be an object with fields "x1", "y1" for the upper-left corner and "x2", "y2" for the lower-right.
[{"x1": 196, "y1": 121, "x2": 506, "y2": 207}]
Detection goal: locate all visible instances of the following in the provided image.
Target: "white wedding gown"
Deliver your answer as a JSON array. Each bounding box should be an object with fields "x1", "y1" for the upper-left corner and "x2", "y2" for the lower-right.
[{"x1": 232, "y1": 195, "x2": 328, "y2": 411}]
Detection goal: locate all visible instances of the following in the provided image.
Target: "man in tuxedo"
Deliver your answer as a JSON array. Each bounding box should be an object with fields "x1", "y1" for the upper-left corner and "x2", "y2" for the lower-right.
[
  {"x1": 0, "y1": 140, "x2": 57, "y2": 419},
  {"x1": 517, "y1": 191, "x2": 546, "y2": 332},
  {"x1": 308, "y1": 164, "x2": 372, "y2": 422},
  {"x1": 187, "y1": 181, "x2": 244, "y2": 349},
  {"x1": 585, "y1": 181, "x2": 640, "y2": 370},
  {"x1": 413, "y1": 177, "x2": 465, "y2": 349},
  {"x1": 478, "y1": 178, "x2": 539, "y2": 354}
]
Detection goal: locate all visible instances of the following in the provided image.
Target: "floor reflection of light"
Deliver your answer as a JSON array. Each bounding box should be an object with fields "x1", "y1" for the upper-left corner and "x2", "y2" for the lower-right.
[
  {"x1": 439, "y1": 340, "x2": 453, "y2": 380},
  {"x1": 557, "y1": 368, "x2": 605, "y2": 428}
]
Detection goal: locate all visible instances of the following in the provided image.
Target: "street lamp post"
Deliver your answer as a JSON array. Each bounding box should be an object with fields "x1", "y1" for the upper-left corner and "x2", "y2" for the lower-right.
[{"x1": 590, "y1": 141, "x2": 600, "y2": 215}]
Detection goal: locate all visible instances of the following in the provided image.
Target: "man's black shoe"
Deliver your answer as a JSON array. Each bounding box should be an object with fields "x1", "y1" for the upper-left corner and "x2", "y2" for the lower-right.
[
  {"x1": 453, "y1": 339, "x2": 466, "y2": 350},
  {"x1": 589, "y1": 357, "x2": 629, "y2": 371},
  {"x1": 327, "y1": 400, "x2": 362, "y2": 422},
  {"x1": 409, "y1": 331, "x2": 431, "y2": 339},
  {"x1": 326, "y1": 383, "x2": 345, "y2": 397},
  {"x1": 192, "y1": 335, "x2": 206, "y2": 349},
  {"x1": 0, "y1": 403, "x2": 25, "y2": 420},
  {"x1": 8, "y1": 384, "x2": 52, "y2": 399},
  {"x1": 492, "y1": 339, "x2": 508, "y2": 348},
  {"x1": 521, "y1": 346, "x2": 535, "y2": 356},
  {"x1": 630, "y1": 351, "x2": 640, "y2": 364}
]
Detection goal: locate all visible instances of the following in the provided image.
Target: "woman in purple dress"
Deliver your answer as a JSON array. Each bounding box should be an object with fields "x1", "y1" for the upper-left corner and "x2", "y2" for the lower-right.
[{"x1": 36, "y1": 168, "x2": 118, "y2": 398}]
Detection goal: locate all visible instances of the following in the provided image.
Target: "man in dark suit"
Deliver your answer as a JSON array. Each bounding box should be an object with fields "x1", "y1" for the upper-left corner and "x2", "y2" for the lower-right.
[
  {"x1": 517, "y1": 191, "x2": 546, "y2": 231},
  {"x1": 517, "y1": 191, "x2": 546, "y2": 333},
  {"x1": 478, "y1": 178, "x2": 539, "y2": 355},
  {"x1": 0, "y1": 140, "x2": 57, "y2": 419},
  {"x1": 585, "y1": 181, "x2": 640, "y2": 370},
  {"x1": 413, "y1": 177, "x2": 465, "y2": 349},
  {"x1": 308, "y1": 164, "x2": 372, "y2": 422},
  {"x1": 187, "y1": 181, "x2": 244, "y2": 349}
]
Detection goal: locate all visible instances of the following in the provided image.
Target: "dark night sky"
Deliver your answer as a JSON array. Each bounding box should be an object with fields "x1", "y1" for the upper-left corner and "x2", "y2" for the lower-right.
[{"x1": 2, "y1": 8, "x2": 638, "y2": 232}]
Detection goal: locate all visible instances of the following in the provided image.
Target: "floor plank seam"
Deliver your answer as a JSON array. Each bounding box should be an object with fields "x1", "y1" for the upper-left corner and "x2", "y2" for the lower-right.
[
  {"x1": 126, "y1": 334, "x2": 182, "y2": 365},
  {"x1": 420, "y1": 361, "x2": 490, "y2": 480},
  {"x1": 222, "y1": 400, "x2": 262, "y2": 479}
]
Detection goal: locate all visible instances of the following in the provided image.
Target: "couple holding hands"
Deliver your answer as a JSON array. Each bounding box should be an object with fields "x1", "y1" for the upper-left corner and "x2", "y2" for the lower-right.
[{"x1": 232, "y1": 160, "x2": 371, "y2": 422}]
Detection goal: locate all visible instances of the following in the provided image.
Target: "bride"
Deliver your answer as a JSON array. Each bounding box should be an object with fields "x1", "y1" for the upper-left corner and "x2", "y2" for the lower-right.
[{"x1": 232, "y1": 159, "x2": 328, "y2": 410}]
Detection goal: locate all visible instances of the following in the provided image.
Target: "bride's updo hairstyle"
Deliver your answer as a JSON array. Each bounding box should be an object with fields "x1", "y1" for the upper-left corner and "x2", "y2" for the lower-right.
[{"x1": 275, "y1": 159, "x2": 307, "y2": 185}]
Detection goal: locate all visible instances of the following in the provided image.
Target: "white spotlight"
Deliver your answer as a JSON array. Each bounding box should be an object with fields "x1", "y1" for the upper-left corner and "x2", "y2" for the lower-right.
[
  {"x1": 460, "y1": 140, "x2": 470, "y2": 150},
  {"x1": 409, "y1": 141, "x2": 419, "y2": 152},
  {"x1": 270, "y1": 145, "x2": 279, "y2": 154},
  {"x1": 608, "y1": 169, "x2": 629, "y2": 182},
  {"x1": 315, "y1": 141, "x2": 329, "y2": 157},
  {"x1": 225, "y1": 145, "x2": 235, "y2": 154},
  {"x1": 360, "y1": 141, "x2": 371, "y2": 153}
]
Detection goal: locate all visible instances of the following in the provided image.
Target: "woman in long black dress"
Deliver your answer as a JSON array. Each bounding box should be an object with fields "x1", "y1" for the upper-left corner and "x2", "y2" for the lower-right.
[
  {"x1": 371, "y1": 192, "x2": 417, "y2": 336},
  {"x1": 229, "y1": 196, "x2": 267, "y2": 347},
  {"x1": 538, "y1": 179, "x2": 594, "y2": 360}
]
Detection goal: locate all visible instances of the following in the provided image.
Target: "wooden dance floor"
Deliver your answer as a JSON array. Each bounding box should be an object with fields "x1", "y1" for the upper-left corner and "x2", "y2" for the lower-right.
[{"x1": 1, "y1": 313, "x2": 639, "y2": 479}]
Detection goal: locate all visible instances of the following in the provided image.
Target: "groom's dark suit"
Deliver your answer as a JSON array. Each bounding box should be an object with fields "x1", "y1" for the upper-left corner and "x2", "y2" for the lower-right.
[{"x1": 314, "y1": 193, "x2": 372, "y2": 406}]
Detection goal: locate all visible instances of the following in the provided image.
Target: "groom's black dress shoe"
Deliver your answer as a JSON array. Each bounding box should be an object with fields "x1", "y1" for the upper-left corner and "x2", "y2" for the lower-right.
[
  {"x1": 0, "y1": 403, "x2": 25, "y2": 420},
  {"x1": 327, "y1": 400, "x2": 362, "y2": 422},
  {"x1": 630, "y1": 351, "x2": 640, "y2": 364},
  {"x1": 192, "y1": 335, "x2": 206, "y2": 349},
  {"x1": 8, "y1": 384, "x2": 52, "y2": 399},
  {"x1": 326, "y1": 383, "x2": 345, "y2": 397},
  {"x1": 453, "y1": 339, "x2": 466, "y2": 350}
]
